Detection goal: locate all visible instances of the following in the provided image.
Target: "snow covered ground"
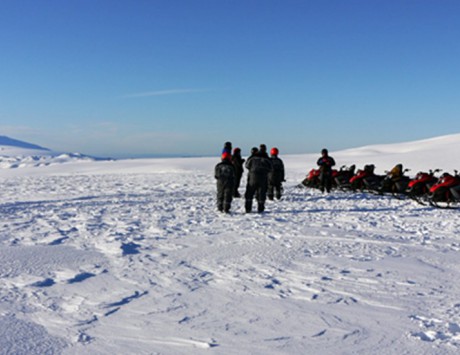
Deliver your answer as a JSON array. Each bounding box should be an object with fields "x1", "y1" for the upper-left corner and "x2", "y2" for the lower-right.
[{"x1": 1, "y1": 134, "x2": 460, "y2": 354}]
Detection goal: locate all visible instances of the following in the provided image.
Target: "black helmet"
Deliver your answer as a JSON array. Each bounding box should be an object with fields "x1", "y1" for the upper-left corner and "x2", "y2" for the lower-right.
[
  {"x1": 251, "y1": 147, "x2": 259, "y2": 155},
  {"x1": 321, "y1": 148, "x2": 328, "y2": 155}
]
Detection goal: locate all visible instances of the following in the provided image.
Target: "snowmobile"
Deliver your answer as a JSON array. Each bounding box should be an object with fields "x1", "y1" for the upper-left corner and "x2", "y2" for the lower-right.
[
  {"x1": 357, "y1": 164, "x2": 409, "y2": 197},
  {"x1": 427, "y1": 170, "x2": 460, "y2": 209},
  {"x1": 373, "y1": 167, "x2": 411, "y2": 197},
  {"x1": 302, "y1": 165, "x2": 346, "y2": 191},
  {"x1": 405, "y1": 169, "x2": 441, "y2": 204},
  {"x1": 333, "y1": 165, "x2": 356, "y2": 190},
  {"x1": 301, "y1": 168, "x2": 321, "y2": 189},
  {"x1": 349, "y1": 164, "x2": 381, "y2": 191}
]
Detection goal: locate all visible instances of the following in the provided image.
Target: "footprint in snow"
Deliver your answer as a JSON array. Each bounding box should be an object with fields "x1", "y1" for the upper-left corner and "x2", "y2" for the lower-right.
[
  {"x1": 331, "y1": 296, "x2": 358, "y2": 305},
  {"x1": 67, "y1": 272, "x2": 96, "y2": 284},
  {"x1": 264, "y1": 278, "x2": 282, "y2": 289},
  {"x1": 48, "y1": 236, "x2": 69, "y2": 245},
  {"x1": 121, "y1": 242, "x2": 141, "y2": 256},
  {"x1": 31, "y1": 278, "x2": 55, "y2": 287}
]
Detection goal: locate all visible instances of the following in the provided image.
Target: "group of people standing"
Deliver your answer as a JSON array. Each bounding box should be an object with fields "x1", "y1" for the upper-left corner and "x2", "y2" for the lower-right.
[{"x1": 214, "y1": 142, "x2": 285, "y2": 213}]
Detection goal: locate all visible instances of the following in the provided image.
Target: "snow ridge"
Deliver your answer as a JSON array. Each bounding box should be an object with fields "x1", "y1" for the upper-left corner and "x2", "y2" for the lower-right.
[
  {"x1": 0, "y1": 136, "x2": 110, "y2": 169},
  {"x1": 0, "y1": 135, "x2": 50, "y2": 151},
  {"x1": 0, "y1": 153, "x2": 100, "y2": 169}
]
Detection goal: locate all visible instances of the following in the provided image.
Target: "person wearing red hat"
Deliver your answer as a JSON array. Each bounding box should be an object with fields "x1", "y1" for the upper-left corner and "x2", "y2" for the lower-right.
[
  {"x1": 268, "y1": 147, "x2": 285, "y2": 200},
  {"x1": 214, "y1": 152, "x2": 236, "y2": 213}
]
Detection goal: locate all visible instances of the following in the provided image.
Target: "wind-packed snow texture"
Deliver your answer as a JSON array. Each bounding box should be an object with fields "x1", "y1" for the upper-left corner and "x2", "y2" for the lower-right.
[{"x1": 1, "y1": 134, "x2": 460, "y2": 354}]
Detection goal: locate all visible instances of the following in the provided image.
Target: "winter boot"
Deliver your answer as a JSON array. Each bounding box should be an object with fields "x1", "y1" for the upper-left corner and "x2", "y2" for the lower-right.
[
  {"x1": 276, "y1": 186, "x2": 283, "y2": 200},
  {"x1": 245, "y1": 200, "x2": 252, "y2": 213},
  {"x1": 257, "y1": 202, "x2": 265, "y2": 213}
]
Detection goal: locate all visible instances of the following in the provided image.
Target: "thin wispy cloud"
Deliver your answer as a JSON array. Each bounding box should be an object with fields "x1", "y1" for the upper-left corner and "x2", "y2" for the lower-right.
[{"x1": 122, "y1": 88, "x2": 211, "y2": 98}]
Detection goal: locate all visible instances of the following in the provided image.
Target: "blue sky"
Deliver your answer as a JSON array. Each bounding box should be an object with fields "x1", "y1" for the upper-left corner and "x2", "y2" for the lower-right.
[{"x1": 1, "y1": 0, "x2": 459, "y2": 158}]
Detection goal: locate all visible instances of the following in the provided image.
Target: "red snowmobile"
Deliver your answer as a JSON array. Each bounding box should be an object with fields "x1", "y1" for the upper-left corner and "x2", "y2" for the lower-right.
[
  {"x1": 428, "y1": 170, "x2": 460, "y2": 208},
  {"x1": 302, "y1": 165, "x2": 348, "y2": 191},
  {"x1": 406, "y1": 169, "x2": 441, "y2": 204},
  {"x1": 349, "y1": 164, "x2": 381, "y2": 191},
  {"x1": 301, "y1": 168, "x2": 322, "y2": 189}
]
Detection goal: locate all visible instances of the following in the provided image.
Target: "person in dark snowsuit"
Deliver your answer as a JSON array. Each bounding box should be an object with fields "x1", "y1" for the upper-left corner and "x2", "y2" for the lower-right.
[
  {"x1": 215, "y1": 152, "x2": 236, "y2": 213},
  {"x1": 317, "y1": 148, "x2": 336, "y2": 193},
  {"x1": 244, "y1": 148, "x2": 273, "y2": 213},
  {"x1": 259, "y1": 144, "x2": 269, "y2": 158},
  {"x1": 231, "y1": 147, "x2": 245, "y2": 198},
  {"x1": 267, "y1": 147, "x2": 285, "y2": 200}
]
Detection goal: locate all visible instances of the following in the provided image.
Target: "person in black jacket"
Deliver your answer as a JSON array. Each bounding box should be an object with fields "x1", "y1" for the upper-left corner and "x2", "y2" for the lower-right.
[
  {"x1": 267, "y1": 147, "x2": 285, "y2": 200},
  {"x1": 215, "y1": 152, "x2": 236, "y2": 213},
  {"x1": 317, "y1": 148, "x2": 336, "y2": 193},
  {"x1": 244, "y1": 148, "x2": 273, "y2": 213},
  {"x1": 231, "y1": 147, "x2": 245, "y2": 198},
  {"x1": 259, "y1": 144, "x2": 269, "y2": 158}
]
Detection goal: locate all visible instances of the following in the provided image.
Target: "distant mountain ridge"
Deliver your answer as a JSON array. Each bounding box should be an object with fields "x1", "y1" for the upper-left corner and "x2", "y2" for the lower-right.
[
  {"x1": 0, "y1": 135, "x2": 113, "y2": 169},
  {"x1": 0, "y1": 135, "x2": 50, "y2": 151}
]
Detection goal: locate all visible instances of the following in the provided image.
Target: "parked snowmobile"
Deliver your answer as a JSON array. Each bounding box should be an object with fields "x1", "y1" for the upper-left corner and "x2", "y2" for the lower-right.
[
  {"x1": 427, "y1": 170, "x2": 460, "y2": 209},
  {"x1": 365, "y1": 164, "x2": 410, "y2": 198},
  {"x1": 302, "y1": 165, "x2": 349, "y2": 191},
  {"x1": 406, "y1": 169, "x2": 441, "y2": 204},
  {"x1": 301, "y1": 168, "x2": 321, "y2": 189},
  {"x1": 334, "y1": 165, "x2": 356, "y2": 190},
  {"x1": 349, "y1": 164, "x2": 380, "y2": 191}
]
